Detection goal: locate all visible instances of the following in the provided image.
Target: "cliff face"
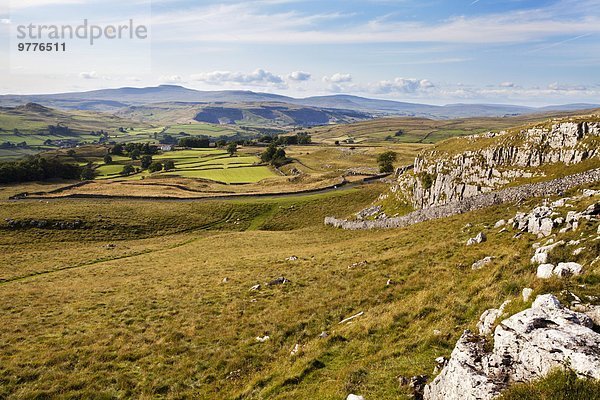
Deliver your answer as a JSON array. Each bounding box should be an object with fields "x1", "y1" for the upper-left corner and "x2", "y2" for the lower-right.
[{"x1": 394, "y1": 122, "x2": 600, "y2": 209}]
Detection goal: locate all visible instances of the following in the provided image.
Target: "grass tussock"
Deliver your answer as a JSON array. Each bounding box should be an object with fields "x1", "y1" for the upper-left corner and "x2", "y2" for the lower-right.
[{"x1": 498, "y1": 369, "x2": 600, "y2": 400}]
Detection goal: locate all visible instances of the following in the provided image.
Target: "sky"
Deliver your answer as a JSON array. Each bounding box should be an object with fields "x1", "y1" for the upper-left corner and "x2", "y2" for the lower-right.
[{"x1": 0, "y1": 0, "x2": 599, "y2": 106}]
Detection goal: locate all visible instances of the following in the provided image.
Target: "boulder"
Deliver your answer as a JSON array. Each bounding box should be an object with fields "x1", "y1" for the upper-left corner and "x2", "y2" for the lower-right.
[
  {"x1": 466, "y1": 232, "x2": 487, "y2": 246},
  {"x1": 536, "y1": 264, "x2": 555, "y2": 279},
  {"x1": 424, "y1": 331, "x2": 500, "y2": 400},
  {"x1": 494, "y1": 220, "x2": 506, "y2": 228},
  {"x1": 531, "y1": 240, "x2": 564, "y2": 264},
  {"x1": 424, "y1": 294, "x2": 600, "y2": 400},
  {"x1": 553, "y1": 262, "x2": 583, "y2": 277}
]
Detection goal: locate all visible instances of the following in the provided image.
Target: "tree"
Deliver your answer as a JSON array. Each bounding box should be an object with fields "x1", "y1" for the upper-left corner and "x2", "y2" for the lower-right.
[
  {"x1": 67, "y1": 149, "x2": 76, "y2": 157},
  {"x1": 111, "y1": 144, "x2": 124, "y2": 155},
  {"x1": 164, "y1": 160, "x2": 175, "y2": 171},
  {"x1": 261, "y1": 143, "x2": 277, "y2": 163},
  {"x1": 179, "y1": 137, "x2": 210, "y2": 148},
  {"x1": 140, "y1": 155, "x2": 153, "y2": 169},
  {"x1": 80, "y1": 163, "x2": 96, "y2": 180},
  {"x1": 377, "y1": 151, "x2": 397, "y2": 174},
  {"x1": 130, "y1": 148, "x2": 141, "y2": 160},
  {"x1": 227, "y1": 142, "x2": 237, "y2": 156},
  {"x1": 148, "y1": 161, "x2": 163, "y2": 173},
  {"x1": 120, "y1": 164, "x2": 135, "y2": 176},
  {"x1": 103, "y1": 154, "x2": 113, "y2": 164}
]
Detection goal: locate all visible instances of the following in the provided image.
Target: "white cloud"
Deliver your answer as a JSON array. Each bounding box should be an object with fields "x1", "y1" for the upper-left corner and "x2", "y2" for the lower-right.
[
  {"x1": 159, "y1": 75, "x2": 183, "y2": 84},
  {"x1": 323, "y1": 73, "x2": 352, "y2": 83},
  {"x1": 79, "y1": 71, "x2": 98, "y2": 79},
  {"x1": 499, "y1": 82, "x2": 516, "y2": 88},
  {"x1": 149, "y1": 1, "x2": 600, "y2": 45},
  {"x1": 1, "y1": 19, "x2": 11, "y2": 24},
  {"x1": 288, "y1": 71, "x2": 311, "y2": 81},
  {"x1": 370, "y1": 78, "x2": 435, "y2": 94},
  {"x1": 9, "y1": 0, "x2": 84, "y2": 9},
  {"x1": 547, "y1": 82, "x2": 588, "y2": 91},
  {"x1": 190, "y1": 68, "x2": 286, "y2": 88}
]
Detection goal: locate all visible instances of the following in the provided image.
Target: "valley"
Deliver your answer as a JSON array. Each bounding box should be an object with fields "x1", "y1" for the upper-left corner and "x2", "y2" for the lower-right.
[{"x1": 0, "y1": 89, "x2": 599, "y2": 400}]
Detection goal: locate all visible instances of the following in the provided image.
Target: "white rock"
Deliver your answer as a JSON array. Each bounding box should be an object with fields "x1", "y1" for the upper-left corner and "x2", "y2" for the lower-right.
[
  {"x1": 347, "y1": 395, "x2": 365, "y2": 400},
  {"x1": 477, "y1": 300, "x2": 510, "y2": 335},
  {"x1": 256, "y1": 335, "x2": 270, "y2": 343},
  {"x1": 531, "y1": 241, "x2": 564, "y2": 265},
  {"x1": 472, "y1": 256, "x2": 494, "y2": 270},
  {"x1": 538, "y1": 218, "x2": 554, "y2": 237},
  {"x1": 585, "y1": 306, "x2": 600, "y2": 326},
  {"x1": 290, "y1": 343, "x2": 300, "y2": 356},
  {"x1": 573, "y1": 247, "x2": 585, "y2": 256},
  {"x1": 553, "y1": 262, "x2": 583, "y2": 277},
  {"x1": 424, "y1": 294, "x2": 600, "y2": 400},
  {"x1": 536, "y1": 264, "x2": 555, "y2": 279},
  {"x1": 494, "y1": 220, "x2": 506, "y2": 228},
  {"x1": 522, "y1": 288, "x2": 533, "y2": 302},
  {"x1": 467, "y1": 232, "x2": 487, "y2": 246}
]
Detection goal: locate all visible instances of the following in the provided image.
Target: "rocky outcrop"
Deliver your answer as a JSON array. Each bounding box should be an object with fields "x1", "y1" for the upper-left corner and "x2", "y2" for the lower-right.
[
  {"x1": 424, "y1": 294, "x2": 600, "y2": 400},
  {"x1": 395, "y1": 122, "x2": 600, "y2": 209},
  {"x1": 325, "y1": 169, "x2": 600, "y2": 230}
]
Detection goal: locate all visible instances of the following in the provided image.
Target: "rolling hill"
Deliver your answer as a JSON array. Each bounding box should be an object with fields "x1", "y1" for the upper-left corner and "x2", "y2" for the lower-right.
[{"x1": 1, "y1": 85, "x2": 598, "y2": 119}]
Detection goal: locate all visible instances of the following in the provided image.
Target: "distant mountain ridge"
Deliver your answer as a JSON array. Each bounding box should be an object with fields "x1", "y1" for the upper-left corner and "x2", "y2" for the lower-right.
[{"x1": 0, "y1": 85, "x2": 598, "y2": 119}]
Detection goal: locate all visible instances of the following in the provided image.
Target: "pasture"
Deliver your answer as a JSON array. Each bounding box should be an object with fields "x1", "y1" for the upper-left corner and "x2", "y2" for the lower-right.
[{"x1": 1, "y1": 183, "x2": 598, "y2": 399}]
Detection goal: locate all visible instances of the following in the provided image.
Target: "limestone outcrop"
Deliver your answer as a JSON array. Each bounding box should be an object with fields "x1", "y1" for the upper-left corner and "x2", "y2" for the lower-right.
[
  {"x1": 423, "y1": 294, "x2": 600, "y2": 400},
  {"x1": 394, "y1": 121, "x2": 600, "y2": 209}
]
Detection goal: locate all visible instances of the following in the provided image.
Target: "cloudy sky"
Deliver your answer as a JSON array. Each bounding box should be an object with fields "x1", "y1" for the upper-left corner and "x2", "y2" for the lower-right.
[{"x1": 1, "y1": 0, "x2": 599, "y2": 105}]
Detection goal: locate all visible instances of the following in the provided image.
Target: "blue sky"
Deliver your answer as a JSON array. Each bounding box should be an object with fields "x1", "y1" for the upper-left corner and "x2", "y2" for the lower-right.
[{"x1": 1, "y1": 0, "x2": 599, "y2": 105}]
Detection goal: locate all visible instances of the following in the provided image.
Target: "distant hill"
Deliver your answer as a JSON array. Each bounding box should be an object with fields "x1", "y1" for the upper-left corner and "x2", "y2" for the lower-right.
[{"x1": 1, "y1": 85, "x2": 598, "y2": 119}]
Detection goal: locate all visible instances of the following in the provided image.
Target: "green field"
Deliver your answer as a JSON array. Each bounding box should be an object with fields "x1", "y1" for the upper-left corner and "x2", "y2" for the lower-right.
[
  {"x1": 165, "y1": 123, "x2": 241, "y2": 137},
  {"x1": 92, "y1": 149, "x2": 278, "y2": 184}
]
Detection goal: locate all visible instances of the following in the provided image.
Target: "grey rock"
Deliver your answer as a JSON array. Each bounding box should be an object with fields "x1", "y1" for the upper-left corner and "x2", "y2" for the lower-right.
[
  {"x1": 536, "y1": 264, "x2": 555, "y2": 279},
  {"x1": 472, "y1": 256, "x2": 494, "y2": 270},
  {"x1": 424, "y1": 294, "x2": 600, "y2": 400},
  {"x1": 467, "y1": 232, "x2": 487, "y2": 246}
]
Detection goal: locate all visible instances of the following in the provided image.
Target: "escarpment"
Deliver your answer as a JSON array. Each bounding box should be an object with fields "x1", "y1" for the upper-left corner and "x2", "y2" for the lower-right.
[{"x1": 393, "y1": 121, "x2": 600, "y2": 209}]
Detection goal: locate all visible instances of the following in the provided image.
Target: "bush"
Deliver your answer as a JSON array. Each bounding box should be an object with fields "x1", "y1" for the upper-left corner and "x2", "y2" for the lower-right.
[
  {"x1": 498, "y1": 368, "x2": 600, "y2": 400},
  {"x1": 103, "y1": 154, "x2": 113, "y2": 164}
]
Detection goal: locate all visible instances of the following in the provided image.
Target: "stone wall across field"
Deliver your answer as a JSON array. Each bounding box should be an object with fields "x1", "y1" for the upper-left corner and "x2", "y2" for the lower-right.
[{"x1": 325, "y1": 168, "x2": 600, "y2": 230}]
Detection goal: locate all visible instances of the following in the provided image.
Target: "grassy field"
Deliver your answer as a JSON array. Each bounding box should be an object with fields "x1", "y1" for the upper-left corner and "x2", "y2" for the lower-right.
[
  {"x1": 303, "y1": 111, "x2": 600, "y2": 144},
  {"x1": 165, "y1": 123, "x2": 241, "y2": 137},
  {"x1": 0, "y1": 105, "x2": 161, "y2": 160},
  {"x1": 0, "y1": 181, "x2": 598, "y2": 399}
]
